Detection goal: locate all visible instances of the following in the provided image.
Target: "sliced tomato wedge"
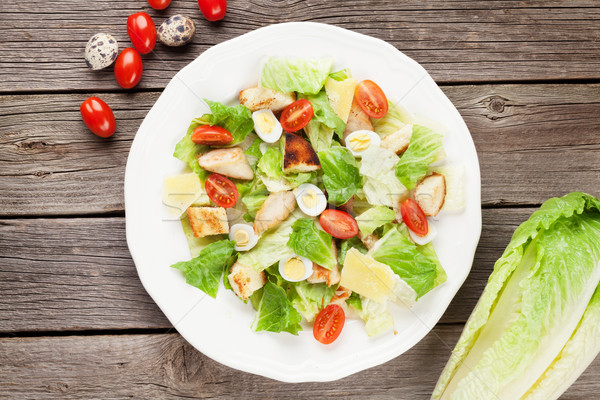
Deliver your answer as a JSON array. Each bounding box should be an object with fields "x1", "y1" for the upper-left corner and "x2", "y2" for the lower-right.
[
  {"x1": 205, "y1": 173, "x2": 238, "y2": 208},
  {"x1": 191, "y1": 125, "x2": 233, "y2": 145},
  {"x1": 319, "y1": 209, "x2": 358, "y2": 240},
  {"x1": 313, "y1": 304, "x2": 345, "y2": 344},
  {"x1": 400, "y1": 198, "x2": 428, "y2": 237},
  {"x1": 280, "y1": 99, "x2": 313, "y2": 132},
  {"x1": 355, "y1": 80, "x2": 388, "y2": 119}
]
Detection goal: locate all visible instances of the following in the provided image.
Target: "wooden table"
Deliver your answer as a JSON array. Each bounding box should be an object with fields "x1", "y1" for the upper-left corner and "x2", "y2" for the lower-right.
[{"x1": 1, "y1": 1, "x2": 599, "y2": 398}]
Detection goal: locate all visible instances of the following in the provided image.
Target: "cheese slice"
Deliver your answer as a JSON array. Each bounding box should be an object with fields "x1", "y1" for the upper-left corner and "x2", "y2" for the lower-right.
[
  {"x1": 340, "y1": 248, "x2": 416, "y2": 306},
  {"x1": 324, "y1": 77, "x2": 357, "y2": 124},
  {"x1": 163, "y1": 173, "x2": 210, "y2": 217}
]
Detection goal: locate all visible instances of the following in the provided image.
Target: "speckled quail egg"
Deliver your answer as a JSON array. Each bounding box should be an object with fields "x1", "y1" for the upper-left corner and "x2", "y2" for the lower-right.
[
  {"x1": 345, "y1": 129, "x2": 381, "y2": 157},
  {"x1": 252, "y1": 109, "x2": 283, "y2": 143},
  {"x1": 157, "y1": 15, "x2": 196, "y2": 47},
  {"x1": 84, "y1": 33, "x2": 119, "y2": 70},
  {"x1": 229, "y1": 224, "x2": 259, "y2": 251},
  {"x1": 279, "y1": 254, "x2": 314, "y2": 282},
  {"x1": 294, "y1": 183, "x2": 327, "y2": 217}
]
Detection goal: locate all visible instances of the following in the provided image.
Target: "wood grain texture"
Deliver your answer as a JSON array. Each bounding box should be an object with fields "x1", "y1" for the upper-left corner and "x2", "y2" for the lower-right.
[
  {"x1": 0, "y1": 208, "x2": 524, "y2": 332},
  {"x1": 1, "y1": 329, "x2": 599, "y2": 399},
  {"x1": 1, "y1": 84, "x2": 599, "y2": 216},
  {"x1": 1, "y1": 1, "x2": 599, "y2": 92}
]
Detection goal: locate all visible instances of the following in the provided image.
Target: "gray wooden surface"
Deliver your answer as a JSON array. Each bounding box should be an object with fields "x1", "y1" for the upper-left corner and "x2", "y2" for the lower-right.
[{"x1": 1, "y1": 1, "x2": 599, "y2": 398}]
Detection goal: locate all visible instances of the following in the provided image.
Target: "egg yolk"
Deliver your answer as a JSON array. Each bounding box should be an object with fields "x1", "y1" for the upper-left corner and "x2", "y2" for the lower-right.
[
  {"x1": 302, "y1": 189, "x2": 318, "y2": 209},
  {"x1": 284, "y1": 257, "x2": 306, "y2": 280},
  {"x1": 256, "y1": 113, "x2": 275, "y2": 134},
  {"x1": 349, "y1": 133, "x2": 371, "y2": 152},
  {"x1": 233, "y1": 229, "x2": 250, "y2": 246}
]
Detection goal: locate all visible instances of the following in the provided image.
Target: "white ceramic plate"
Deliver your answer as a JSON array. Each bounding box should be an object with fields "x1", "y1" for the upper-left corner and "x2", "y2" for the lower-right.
[{"x1": 125, "y1": 22, "x2": 481, "y2": 382}]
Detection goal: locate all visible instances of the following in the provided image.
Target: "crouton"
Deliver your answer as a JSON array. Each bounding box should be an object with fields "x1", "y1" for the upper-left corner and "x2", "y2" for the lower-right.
[
  {"x1": 228, "y1": 261, "x2": 267, "y2": 300},
  {"x1": 253, "y1": 191, "x2": 296, "y2": 235},
  {"x1": 342, "y1": 98, "x2": 373, "y2": 144},
  {"x1": 283, "y1": 132, "x2": 321, "y2": 174},
  {"x1": 187, "y1": 207, "x2": 229, "y2": 238},
  {"x1": 307, "y1": 240, "x2": 340, "y2": 286},
  {"x1": 381, "y1": 124, "x2": 413, "y2": 155},
  {"x1": 197, "y1": 147, "x2": 254, "y2": 180},
  {"x1": 414, "y1": 173, "x2": 446, "y2": 217},
  {"x1": 238, "y1": 86, "x2": 296, "y2": 112}
]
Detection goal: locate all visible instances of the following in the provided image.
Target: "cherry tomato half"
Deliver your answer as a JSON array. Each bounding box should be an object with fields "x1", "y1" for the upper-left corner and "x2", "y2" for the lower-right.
[
  {"x1": 147, "y1": 0, "x2": 171, "y2": 10},
  {"x1": 313, "y1": 304, "x2": 345, "y2": 344},
  {"x1": 127, "y1": 12, "x2": 156, "y2": 55},
  {"x1": 355, "y1": 80, "x2": 388, "y2": 119},
  {"x1": 192, "y1": 125, "x2": 233, "y2": 146},
  {"x1": 400, "y1": 198, "x2": 429, "y2": 237},
  {"x1": 205, "y1": 173, "x2": 238, "y2": 208},
  {"x1": 80, "y1": 97, "x2": 116, "y2": 138},
  {"x1": 114, "y1": 48, "x2": 143, "y2": 89},
  {"x1": 280, "y1": 99, "x2": 313, "y2": 132},
  {"x1": 319, "y1": 209, "x2": 358, "y2": 240},
  {"x1": 198, "y1": 0, "x2": 227, "y2": 21}
]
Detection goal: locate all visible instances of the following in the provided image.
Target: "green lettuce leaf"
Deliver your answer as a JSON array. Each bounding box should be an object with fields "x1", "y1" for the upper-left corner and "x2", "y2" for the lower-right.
[
  {"x1": 395, "y1": 125, "x2": 443, "y2": 190},
  {"x1": 290, "y1": 281, "x2": 335, "y2": 322},
  {"x1": 244, "y1": 138, "x2": 263, "y2": 167},
  {"x1": 359, "y1": 297, "x2": 394, "y2": 337},
  {"x1": 347, "y1": 292, "x2": 362, "y2": 311},
  {"x1": 432, "y1": 192, "x2": 600, "y2": 400},
  {"x1": 371, "y1": 101, "x2": 413, "y2": 138},
  {"x1": 356, "y1": 206, "x2": 397, "y2": 235},
  {"x1": 304, "y1": 119, "x2": 334, "y2": 152},
  {"x1": 180, "y1": 216, "x2": 225, "y2": 258},
  {"x1": 360, "y1": 146, "x2": 407, "y2": 208},
  {"x1": 173, "y1": 130, "x2": 209, "y2": 181},
  {"x1": 170, "y1": 240, "x2": 236, "y2": 298},
  {"x1": 257, "y1": 147, "x2": 283, "y2": 179},
  {"x1": 241, "y1": 187, "x2": 269, "y2": 222},
  {"x1": 338, "y1": 237, "x2": 368, "y2": 266},
  {"x1": 187, "y1": 100, "x2": 254, "y2": 145},
  {"x1": 253, "y1": 281, "x2": 302, "y2": 334},
  {"x1": 329, "y1": 68, "x2": 351, "y2": 81},
  {"x1": 287, "y1": 218, "x2": 336, "y2": 270},
  {"x1": 259, "y1": 57, "x2": 333, "y2": 95},
  {"x1": 300, "y1": 91, "x2": 345, "y2": 138},
  {"x1": 318, "y1": 146, "x2": 361, "y2": 206}
]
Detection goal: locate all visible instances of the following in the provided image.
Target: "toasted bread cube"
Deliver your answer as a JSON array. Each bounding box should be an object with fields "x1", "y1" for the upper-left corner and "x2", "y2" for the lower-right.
[
  {"x1": 228, "y1": 261, "x2": 267, "y2": 300},
  {"x1": 253, "y1": 190, "x2": 296, "y2": 235},
  {"x1": 283, "y1": 132, "x2": 321, "y2": 174},
  {"x1": 197, "y1": 147, "x2": 254, "y2": 180},
  {"x1": 239, "y1": 86, "x2": 296, "y2": 112},
  {"x1": 414, "y1": 173, "x2": 446, "y2": 217},
  {"x1": 381, "y1": 124, "x2": 413, "y2": 155},
  {"x1": 187, "y1": 207, "x2": 229, "y2": 238}
]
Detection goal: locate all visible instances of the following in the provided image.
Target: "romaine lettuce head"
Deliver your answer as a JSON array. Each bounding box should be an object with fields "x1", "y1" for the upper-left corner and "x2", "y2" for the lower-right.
[
  {"x1": 432, "y1": 192, "x2": 600, "y2": 400},
  {"x1": 259, "y1": 57, "x2": 333, "y2": 95}
]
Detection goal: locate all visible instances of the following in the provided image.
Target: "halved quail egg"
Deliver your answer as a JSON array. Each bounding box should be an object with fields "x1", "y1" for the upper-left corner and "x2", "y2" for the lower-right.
[
  {"x1": 294, "y1": 183, "x2": 327, "y2": 217},
  {"x1": 252, "y1": 109, "x2": 283, "y2": 143},
  {"x1": 279, "y1": 254, "x2": 313, "y2": 282},
  {"x1": 229, "y1": 223, "x2": 258, "y2": 251},
  {"x1": 345, "y1": 129, "x2": 381, "y2": 157}
]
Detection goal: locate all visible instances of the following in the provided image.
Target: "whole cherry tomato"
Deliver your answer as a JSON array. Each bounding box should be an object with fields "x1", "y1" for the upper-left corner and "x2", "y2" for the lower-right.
[
  {"x1": 127, "y1": 12, "x2": 156, "y2": 54},
  {"x1": 80, "y1": 97, "x2": 116, "y2": 138},
  {"x1": 355, "y1": 80, "x2": 388, "y2": 119},
  {"x1": 400, "y1": 198, "x2": 429, "y2": 237},
  {"x1": 147, "y1": 0, "x2": 171, "y2": 10},
  {"x1": 313, "y1": 304, "x2": 345, "y2": 344},
  {"x1": 280, "y1": 99, "x2": 313, "y2": 132},
  {"x1": 198, "y1": 0, "x2": 227, "y2": 21},
  {"x1": 205, "y1": 173, "x2": 238, "y2": 208},
  {"x1": 319, "y1": 209, "x2": 358, "y2": 240},
  {"x1": 191, "y1": 125, "x2": 233, "y2": 145},
  {"x1": 114, "y1": 48, "x2": 143, "y2": 89}
]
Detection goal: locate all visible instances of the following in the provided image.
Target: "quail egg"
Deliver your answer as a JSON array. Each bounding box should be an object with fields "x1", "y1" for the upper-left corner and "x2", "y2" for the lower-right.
[
  {"x1": 279, "y1": 254, "x2": 313, "y2": 282},
  {"x1": 345, "y1": 129, "x2": 381, "y2": 157},
  {"x1": 252, "y1": 109, "x2": 283, "y2": 143},
  {"x1": 408, "y1": 221, "x2": 437, "y2": 245},
  {"x1": 157, "y1": 15, "x2": 196, "y2": 47},
  {"x1": 229, "y1": 224, "x2": 258, "y2": 251},
  {"x1": 84, "y1": 33, "x2": 119, "y2": 70},
  {"x1": 294, "y1": 183, "x2": 327, "y2": 217}
]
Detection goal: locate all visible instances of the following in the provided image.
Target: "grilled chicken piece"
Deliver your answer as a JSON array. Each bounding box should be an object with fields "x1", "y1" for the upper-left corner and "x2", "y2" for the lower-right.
[
  {"x1": 238, "y1": 86, "x2": 296, "y2": 112},
  {"x1": 329, "y1": 286, "x2": 352, "y2": 306},
  {"x1": 253, "y1": 191, "x2": 296, "y2": 235},
  {"x1": 283, "y1": 132, "x2": 321, "y2": 174},
  {"x1": 414, "y1": 173, "x2": 446, "y2": 216},
  {"x1": 342, "y1": 98, "x2": 374, "y2": 144},
  {"x1": 197, "y1": 147, "x2": 254, "y2": 180},
  {"x1": 381, "y1": 124, "x2": 413, "y2": 155},
  {"x1": 187, "y1": 207, "x2": 229, "y2": 238},
  {"x1": 357, "y1": 231, "x2": 379, "y2": 250},
  {"x1": 228, "y1": 261, "x2": 267, "y2": 300},
  {"x1": 307, "y1": 240, "x2": 340, "y2": 286}
]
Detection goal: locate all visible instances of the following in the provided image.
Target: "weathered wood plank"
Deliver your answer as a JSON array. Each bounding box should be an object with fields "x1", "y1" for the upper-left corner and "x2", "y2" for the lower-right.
[
  {"x1": 1, "y1": 84, "x2": 599, "y2": 216},
  {"x1": 1, "y1": 1, "x2": 599, "y2": 91},
  {"x1": 1, "y1": 329, "x2": 598, "y2": 398},
  {"x1": 0, "y1": 208, "x2": 526, "y2": 332}
]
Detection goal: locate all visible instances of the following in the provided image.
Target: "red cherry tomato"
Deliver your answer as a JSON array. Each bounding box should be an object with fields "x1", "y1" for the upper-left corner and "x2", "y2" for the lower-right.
[
  {"x1": 205, "y1": 174, "x2": 238, "y2": 208},
  {"x1": 198, "y1": 0, "x2": 227, "y2": 21},
  {"x1": 80, "y1": 97, "x2": 116, "y2": 138},
  {"x1": 127, "y1": 12, "x2": 156, "y2": 54},
  {"x1": 319, "y1": 209, "x2": 358, "y2": 240},
  {"x1": 147, "y1": 0, "x2": 171, "y2": 10},
  {"x1": 313, "y1": 304, "x2": 345, "y2": 344},
  {"x1": 400, "y1": 198, "x2": 429, "y2": 237},
  {"x1": 280, "y1": 99, "x2": 313, "y2": 132},
  {"x1": 191, "y1": 125, "x2": 234, "y2": 145},
  {"x1": 355, "y1": 80, "x2": 388, "y2": 119},
  {"x1": 114, "y1": 48, "x2": 143, "y2": 89}
]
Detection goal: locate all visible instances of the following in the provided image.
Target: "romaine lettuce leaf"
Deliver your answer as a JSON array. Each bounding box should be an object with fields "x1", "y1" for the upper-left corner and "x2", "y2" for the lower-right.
[
  {"x1": 173, "y1": 129, "x2": 209, "y2": 181},
  {"x1": 187, "y1": 100, "x2": 254, "y2": 144},
  {"x1": 287, "y1": 218, "x2": 336, "y2": 270},
  {"x1": 257, "y1": 147, "x2": 283, "y2": 179},
  {"x1": 359, "y1": 296, "x2": 394, "y2": 337},
  {"x1": 371, "y1": 101, "x2": 413, "y2": 138},
  {"x1": 300, "y1": 91, "x2": 345, "y2": 138},
  {"x1": 347, "y1": 292, "x2": 362, "y2": 311},
  {"x1": 329, "y1": 68, "x2": 351, "y2": 81},
  {"x1": 241, "y1": 187, "x2": 269, "y2": 222},
  {"x1": 304, "y1": 119, "x2": 334, "y2": 152},
  {"x1": 252, "y1": 281, "x2": 302, "y2": 335},
  {"x1": 318, "y1": 146, "x2": 361, "y2": 206},
  {"x1": 290, "y1": 281, "x2": 335, "y2": 322},
  {"x1": 244, "y1": 138, "x2": 263, "y2": 167},
  {"x1": 170, "y1": 240, "x2": 236, "y2": 298},
  {"x1": 338, "y1": 237, "x2": 368, "y2": 266},
  {"x1": 259, "y1": 57, "x2": 333, "y2": 95},
  {"x1": 180, "y1": 216, "x2": 224, "y2": 258},
  {"x1": 360, "y1": 146, "x2": 407, "y2": 208},
  {"x1": 395, "y1": 125, "x2": 443, "y2": 190},
  {"x1": 356, "y1": 206, "x2": 397, "y2": 235}
]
